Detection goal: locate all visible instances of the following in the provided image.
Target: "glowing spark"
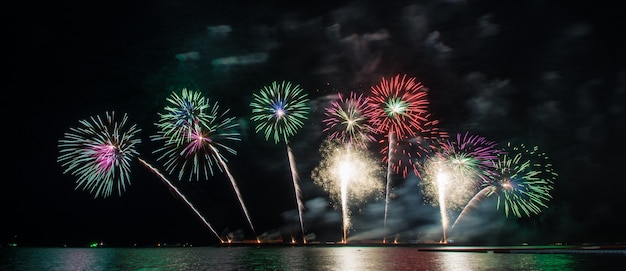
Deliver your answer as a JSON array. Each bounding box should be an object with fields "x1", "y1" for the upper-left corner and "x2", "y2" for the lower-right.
[{"x1": 311, "y1": 140, "x2": 384, "y2": 243}]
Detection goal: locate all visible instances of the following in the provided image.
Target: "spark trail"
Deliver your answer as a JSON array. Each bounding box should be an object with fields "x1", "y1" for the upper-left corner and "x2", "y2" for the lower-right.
[
  {"x1": 250, "y1": 81, "x2": 310, "y2": 243},
  {"x1": 138, "y1": 158, "x2": 224, "y2": 243},
  {"x1": 209, "y1": 145, "x2": 259, "y2": 242},
  {"x1": 321, "y1": 92, "x2": 377, "y2": 242},
  {"x1": 287, "y1": 144, "x2": 306, "y2": 243},
  {"x1": 153, "y1": 90, "x2": 258, "y2": 240},
  {"x1": 367, "y1": 74, "x2": 430, "y2": 243},
  {"x1": 58, "y1": 111, "x2": 225, "y2": 243}
]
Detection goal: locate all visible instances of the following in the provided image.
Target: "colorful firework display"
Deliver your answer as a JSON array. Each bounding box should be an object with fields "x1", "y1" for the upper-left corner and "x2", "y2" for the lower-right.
[
  {"x1": 58, "y1": 111, "x2": 141, "y2": 198},
  {"x1": 57, "y1": 74, "x2": 558, "y2": 244}
]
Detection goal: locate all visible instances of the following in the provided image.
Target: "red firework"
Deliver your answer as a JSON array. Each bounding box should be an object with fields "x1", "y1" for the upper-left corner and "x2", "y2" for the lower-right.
[
  {"x1": 367, "y1": 74, "x2": 445, "y2": 177},
  {"x1": 367, "y1": 74, "x2": 430, "y2": 139}
]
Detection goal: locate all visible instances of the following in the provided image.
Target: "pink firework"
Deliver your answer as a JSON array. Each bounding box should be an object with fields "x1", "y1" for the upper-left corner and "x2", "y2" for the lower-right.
[{"x1": 323, "y1": 92, "x2": 375, "y2": 149}]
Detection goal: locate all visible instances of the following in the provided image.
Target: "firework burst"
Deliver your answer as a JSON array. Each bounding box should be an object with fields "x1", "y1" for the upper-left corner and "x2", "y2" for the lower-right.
[
  {"x1": 152, "y1": 91, "x2": 258, "y2": 239},
  {"x1": 367, "y1": 74, "x2": 429, "y2": 138},
  {"x1": 451, "y1": 142, "x2": 557, "y2": 229},
  {"x1": 151, "y1": 91, "x2": 241, "y2": 183},
  {"x1": 418, "y1": 132, "x2": 500, "y2": 242},
  {"x1": 487, "y1": 142, "x2": 556, "y2": 217},
  {"x1": 366, "y1": 74, "x2": 433, "y2": 242},
  {"x1": 250, "y1": 81, "x2": 310, "y2": 144},
  {"x1": 323, "y1": 92, "x2": 375, "y2": 148},
  {"x1": 58, "y1": 111, "x2": 141, "y2": 198},
  {"x1": 439, "y1": 132, "x2": 501, "y2": 184},
  {"x1": 59, "y1": 110, "x2": 227, "y2": 242},
  {"x1": 250, "y1": 81, "x2": 310, "y2": 243},
  {"x1": 154, "y1": 88, "x2": 213, "y2": 146}
]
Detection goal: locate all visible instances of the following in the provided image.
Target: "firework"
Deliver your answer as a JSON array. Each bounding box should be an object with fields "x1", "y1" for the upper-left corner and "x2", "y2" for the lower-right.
[
  {"x1": 152, "y1": 97, "x2": 240, "y2": 182},
  {"x1": 319, "y1": 93, "x2": 379, "y2": 242},
  {"x1": 451, "y1": 142, "x2": 557, "y2": 228},
  {"x1": 367, "y1": 74, "x2": 429, "y2": 138},
  {"x1": 58, "y1": 111, "x2": 141, "y2": 198},
  {"x1": 59, "y1": 112, "x2": 224, "y2": 242},
  {"x1": 366, "y1": 74, "x2": 431, "y2": 242},
  {"x1": 153, "y1": 91, "x2": 258, "y2": 239},
  {"x1": 250, "y1": 81, "x2": 310, "y2": 144},
  {"x1": 250, "y1": 81, "x2": 310, "y2": 243},
  {"x1": 311, "y1": 139, "x2": 384, "y2": 243},
  {"x1": 418, "y1": 132, "x2": 500, "y2": 242},
  {"x1": 439, "y1": 132, "x2": 501, "y2": 183},
  {"x1": 323, "y1": 92, "x2": 375, "y2": 148},
  {"x1": 154, "y1": 88, "x2": 213, "y2": 146}
]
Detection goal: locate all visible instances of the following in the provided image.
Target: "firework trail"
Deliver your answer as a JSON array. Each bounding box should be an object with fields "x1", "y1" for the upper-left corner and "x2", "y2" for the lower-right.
[
  {"x1": 58, "y1": 112, "x2": 140, "y2": 198},
  {"x1": 437, "y1": 166, "x2": 450, "y2": 243},
  {"x1": 152, "y1": 89, "x2": 258, "y2": 240},
  {"x1": 250, "y1": 81, "x2": 310, "y2": 243},
  {"x1": 366, "y1": 74, "x2": 430, "y2": 243},
  {"x1": 58, "y1": 111, "x2": 224, "y2": 242},
  {"x1": 451, "y1": 142, "x2": 557, "y2": 229},
  {"x1": 138, "y1": 158, "x2": 224, "y2": 242},
  {"x1": 311, "y1": 139, "x2": 384, "y2": 243},
  {"x1": 320, "y1": 92, "x2": 377, "y2": 243},
  {"x1": 419, "y1": 132, "x2": 500, "y2": 242}
]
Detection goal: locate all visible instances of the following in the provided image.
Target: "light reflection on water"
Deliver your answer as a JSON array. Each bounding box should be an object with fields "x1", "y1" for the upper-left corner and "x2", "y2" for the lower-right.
[{"x1": 1, "y1": 246, "x2": 623, "y2": 271}]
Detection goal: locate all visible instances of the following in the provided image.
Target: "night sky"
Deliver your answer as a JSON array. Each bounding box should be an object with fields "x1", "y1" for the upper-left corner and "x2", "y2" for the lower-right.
[{"x1": 5, "y1": 0, "x2": 625, "y2": 247}]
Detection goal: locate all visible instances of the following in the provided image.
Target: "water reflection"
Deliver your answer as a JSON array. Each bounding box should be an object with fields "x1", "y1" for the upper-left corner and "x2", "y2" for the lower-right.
[{"x1": 1, "y1": 246, "x2": 623, "y2": 271}]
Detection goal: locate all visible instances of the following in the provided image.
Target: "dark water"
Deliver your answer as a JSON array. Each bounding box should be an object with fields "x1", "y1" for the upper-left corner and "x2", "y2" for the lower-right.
[{"x1": 1, "y1": 246, "x2": 624, "y2": 271}]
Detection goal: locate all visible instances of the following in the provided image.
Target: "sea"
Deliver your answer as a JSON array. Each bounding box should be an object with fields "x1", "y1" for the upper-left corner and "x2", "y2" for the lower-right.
[{"x1": 1, "y1": 245, "x2": 625, "y2": 271}]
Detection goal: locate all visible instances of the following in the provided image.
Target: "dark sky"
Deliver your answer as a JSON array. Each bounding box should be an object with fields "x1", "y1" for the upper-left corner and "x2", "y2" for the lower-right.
[{"x1": 4, "y1": 0, "x2": 625, "y2": 247}]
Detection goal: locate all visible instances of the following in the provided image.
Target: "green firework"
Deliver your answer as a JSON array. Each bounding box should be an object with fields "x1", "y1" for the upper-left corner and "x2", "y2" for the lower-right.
[
  {"x1": 154, "y1": 88, "x2": 214, "y2": 146},
  {"x1": 249, "y1": 81, "x2": 310, "y2": 143},
  {"x1": 152, "y1": 100, "x2": 240, "y2": 182},
  {"x1": 486, "y1": 142, "x2": 557, "y2": 218}
]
